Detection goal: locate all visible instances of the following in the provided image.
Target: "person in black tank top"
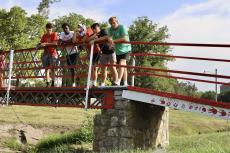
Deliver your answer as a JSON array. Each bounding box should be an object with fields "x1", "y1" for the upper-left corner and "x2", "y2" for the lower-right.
[{"x1": 91, "y1": 23, "x2": 119, "y2": 86}]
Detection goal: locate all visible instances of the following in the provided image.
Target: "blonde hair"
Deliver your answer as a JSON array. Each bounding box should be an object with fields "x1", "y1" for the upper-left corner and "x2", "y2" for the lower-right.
[{"x1": 108, "y1": 16, "x2": 118, "y2": 24}]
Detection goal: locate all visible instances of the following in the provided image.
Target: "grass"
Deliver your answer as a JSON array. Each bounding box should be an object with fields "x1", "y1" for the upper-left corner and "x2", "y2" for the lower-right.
[
  {"x1": 168, "y1": 132, "x2": 230, "y2": 153},
  {"x1": 169, "y1": 109, "x2": 230, "y2": 136},
  {"x1": 33, "y1": 117, "x2": 93, "y2": 152},
  {"x1": 1, "y1": 106, "x2": 230, "y2": 153},
  {"x1": 0, "y1": 105, "x2": 99, "y2": 130},
  {"x1": 4, "y1": 137, "x2": 23, "y2": 151}
]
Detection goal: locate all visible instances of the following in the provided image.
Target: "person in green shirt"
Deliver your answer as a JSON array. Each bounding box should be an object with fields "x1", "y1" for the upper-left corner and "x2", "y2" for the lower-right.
[{"x1": 107, "y1": 16, "x2": 131, "y2": 86}]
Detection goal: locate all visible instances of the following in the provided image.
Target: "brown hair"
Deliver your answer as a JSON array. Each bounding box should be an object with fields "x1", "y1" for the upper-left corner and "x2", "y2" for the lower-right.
[
  {"x1": 46, "y1": 23, "x2": 53, "y2": 29},
  {"x1": 108, "y1": 16, "x2": 118, "y2": 24}
]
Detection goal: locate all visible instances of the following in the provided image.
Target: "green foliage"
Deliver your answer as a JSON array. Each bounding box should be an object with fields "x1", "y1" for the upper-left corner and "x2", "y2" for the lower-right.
[
  {"x1": 52, "y1": 13, "x2": 109, "y2": 33},
  {"x1": 5, "y1": 137, "x2": 23, "y2": 151},
  {"x1": 31, "y1": 144, "x2": 77, "y2": 153},
  {"x1": 129, "y1": 16, "x2": 171, "y2": 66},
  {"x1": 34, "y1": 116, "x2": 93, "y2": 152},
  {"x1": 0, "y1": 6, "x2": 47, "y2": 50},
  {"x1": 218, "y1": 90, "x2": 230, "y2": 102},
  {"x1": 175, "y1": 81, "x2": 198, "y2": 97},
  {"x1": 129, "y1": 16, "x2": 178, "y2": 92},
  {"x1": 52, "y1": 13, "x2": 97, "y2": 33},
  {"x1": 168, "y1": 132, "x2": 230, "y2": 153},
  {"x1": 200, "y1": 91, "x2": 216, "y2": 100}
]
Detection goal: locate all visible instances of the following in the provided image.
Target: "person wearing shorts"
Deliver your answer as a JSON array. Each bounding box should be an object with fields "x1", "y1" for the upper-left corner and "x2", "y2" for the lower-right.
[
  {"x1": 107, "y1": 17, "x2": 131, "y2": 86},
  {"x1": 59, "y1": 23, "x2": 78, "y2": 87},
  {"x1": 40, "y1": 23, "x2": 59, "y2": 87},
  {"x1": 91, "y1": 23, "x2": 118, "y2": 86},
  {"x1": 0, "y1": 52, "x2": 6, "y2": 87},
  {"x1": 73, "y1": 24, "x2": 101, "y2": 86}
]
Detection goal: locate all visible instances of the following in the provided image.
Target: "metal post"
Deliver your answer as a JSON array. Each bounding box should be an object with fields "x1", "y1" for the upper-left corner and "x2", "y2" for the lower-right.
[
  {"x1": 131, "y1": 56, "x2": 136, "y2": 86},
  {"x1": 6, "y1": 49, "x2": 14, "y2": 106},
  {"x1": 85, "y1": 43, "x2": 94, "y2": 110},
  {"x1": 215, "y1": 68, "x2": 218, "y2": 101}
]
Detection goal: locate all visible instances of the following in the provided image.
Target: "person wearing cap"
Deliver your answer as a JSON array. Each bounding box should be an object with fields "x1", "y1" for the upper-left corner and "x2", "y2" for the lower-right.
[
  {"x1": 73, "y1": 24, "x2": 101, "y2": 86},
  {"x1": 90, "y1": 23, "x2": 119, "y2": 86},
  {"x1": 39, "y1": 23, "x2": 59, "y2": 87},
  {"x1": 107, "y1": 17, "x2": 131, "y2": 86},
  {"x1": 0, "y1": 52, "x2": 6, "y2": 87},
  {"x1": 59, "y1": 23, "x2": 78, "y2": 87}
]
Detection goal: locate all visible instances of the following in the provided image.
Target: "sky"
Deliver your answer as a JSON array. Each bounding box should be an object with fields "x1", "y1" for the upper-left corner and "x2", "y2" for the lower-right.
[{"x1": 1, "y1": 0, "x2": 230, "y2": 92}]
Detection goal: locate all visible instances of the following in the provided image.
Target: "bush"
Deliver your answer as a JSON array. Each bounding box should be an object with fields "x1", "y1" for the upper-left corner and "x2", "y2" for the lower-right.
[
  {"x1": 218, "y1": 90, "x2": 230, "y2": 102},
  {"x1": 33, "y1": 116, "x2": 93, "y2": 152}
]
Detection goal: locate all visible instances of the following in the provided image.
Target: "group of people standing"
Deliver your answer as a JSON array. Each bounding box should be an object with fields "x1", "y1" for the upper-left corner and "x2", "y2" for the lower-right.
[{"x1": 40, "y1": 16, "x2": 132, "y2": 87}]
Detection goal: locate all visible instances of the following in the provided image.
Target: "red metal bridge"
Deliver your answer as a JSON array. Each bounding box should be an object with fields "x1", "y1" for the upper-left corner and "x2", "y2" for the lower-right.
[{"x1": 1, "y1": 41, "x2": 230, "y2": 120}]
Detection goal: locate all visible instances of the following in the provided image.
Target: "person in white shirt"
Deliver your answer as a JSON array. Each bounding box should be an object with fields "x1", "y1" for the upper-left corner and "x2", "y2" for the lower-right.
[{"x1": 59, "y1": 23, "x2": 78, "y2": 87}]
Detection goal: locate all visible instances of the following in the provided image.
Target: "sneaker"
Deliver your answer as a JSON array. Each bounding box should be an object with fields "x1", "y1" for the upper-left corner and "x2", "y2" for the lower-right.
[
  {"x1": 89, "y1": 81, "x2": 94, "y2": 87},
  {"x1": 123, "y1": 81, "x2": 128, "y2": 86},
  {"x1": 100, "y1": 82, "x2": 105, "y2": 86},
  {"x1": 112, "y1": 81, "x2": 120, "y2": 86},
  {"x1": 93, "y1": 80, "x2": 97, "y2": 87},
  {"x1": 89, "y1": 81, "x2": 96, "y2": 87}
]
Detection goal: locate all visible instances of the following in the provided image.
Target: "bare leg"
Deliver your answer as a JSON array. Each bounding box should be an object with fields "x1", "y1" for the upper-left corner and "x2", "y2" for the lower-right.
[
  {"x1": 71, "y1": 69, "x2": 75, "y2": 85},
  {"x1": 101, "y1": 66, "x2": 107, "y2": 84},
  {"x1": 118, "y1": 59, "x2": 127, "y2": 83},
  {"x1": 111, "y1": 66, "x2": 118, "y2": 82},
  {"x1": 123, "y1": 67, "x2": 128, "y2": 85},
  {"x1": 110, "y1": 57, "x2": 118, "y2": 83},
  {"x1": 51, "y1": 68, "x2": 55, "y2": 86},
  {"x1": 0, "y1": 73, "x2": 3, "y2": 87},
  {"x1": 91, "y1": 66, "x2": 98, "y2": 86},
  {"x1": 46, "y1": 69, "x2": 50, "y2": 82}
]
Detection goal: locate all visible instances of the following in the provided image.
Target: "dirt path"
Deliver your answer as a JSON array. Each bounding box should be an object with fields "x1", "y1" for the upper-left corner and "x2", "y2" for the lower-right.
[{"x1": 0, "y1": 123, "x2": 44, "y2": 144}]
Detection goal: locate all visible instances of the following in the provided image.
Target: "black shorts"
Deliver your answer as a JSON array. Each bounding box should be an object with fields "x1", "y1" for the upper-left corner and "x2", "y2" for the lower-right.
[
  {"x1": 66, "y1": 53, "x2": 77, "y2": 66},
  {"x1": 92, "y1": 53, "x2": 101, "y2": 65},
  {"x1": 116, "y1": 53, "x2": 130, "y2": 64}
]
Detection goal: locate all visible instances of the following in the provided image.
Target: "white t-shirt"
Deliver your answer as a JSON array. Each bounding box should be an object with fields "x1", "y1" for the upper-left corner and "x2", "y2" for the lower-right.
[{"x1": 60, "y1": 31, "x2": 77, "y2": 55}]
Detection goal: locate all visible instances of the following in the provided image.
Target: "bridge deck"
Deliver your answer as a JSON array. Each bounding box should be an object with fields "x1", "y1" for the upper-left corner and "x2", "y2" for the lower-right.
[{"x1": 0, "y1": 86, "x2": 127, "y2": 109}]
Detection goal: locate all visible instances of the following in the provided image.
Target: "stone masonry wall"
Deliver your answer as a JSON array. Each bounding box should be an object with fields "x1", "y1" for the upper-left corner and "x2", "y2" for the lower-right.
[{"x1": 93, "y1": 90, "x2": 169, "y2": 152}]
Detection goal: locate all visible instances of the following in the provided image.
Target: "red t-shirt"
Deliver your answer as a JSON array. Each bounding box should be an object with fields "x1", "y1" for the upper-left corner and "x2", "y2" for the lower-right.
[
  {"x1": 0, "y1": 54, "x2": 5, "y2": 70},
  {"x1": 75, "y1": 28, "x2": 100, "y2": 54},
  {"x1": 40, "y1": 32, "x2": 59, "y2": 57}
]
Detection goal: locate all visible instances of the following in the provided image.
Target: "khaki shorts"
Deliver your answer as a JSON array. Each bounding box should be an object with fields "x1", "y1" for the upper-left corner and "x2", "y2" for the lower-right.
[{"x1": 100, "y1": 53, "x2": 116, "y2": 65}]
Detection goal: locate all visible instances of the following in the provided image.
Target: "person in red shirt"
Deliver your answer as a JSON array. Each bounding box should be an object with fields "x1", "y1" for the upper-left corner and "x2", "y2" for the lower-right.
[
  {"x1": 0, "y1": 52, "x2": 6, "y2": 87},
  {"x1": 73, "y1": 24, "x2": 101, "y2": 86},
  {"x1": 40, "y1": 23, "x2": 59, "y2": 87}
]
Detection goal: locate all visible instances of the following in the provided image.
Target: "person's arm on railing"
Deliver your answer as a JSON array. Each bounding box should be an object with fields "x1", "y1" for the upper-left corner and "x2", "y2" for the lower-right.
[
  {"x1": 40, "y1": 41, "x2": 58, "y2": 47},
  {"x1": 91, "y1": 35, "x2": 110, "y2": 44},
  {"x1": 40, "y1": 32, "x2": 58, "y2": 47}
]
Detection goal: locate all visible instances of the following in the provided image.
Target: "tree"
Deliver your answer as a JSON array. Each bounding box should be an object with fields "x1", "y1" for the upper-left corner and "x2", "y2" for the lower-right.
[
  {"x1": 37, "y1": 0, "x2": 61, "y2": 18},
  {"x1": 128, "y1": 16, "x2": 177, "y2": 92},
  {"x1": 52, "y1": 13, "x2": 109, "y2": 33},
  {"x1": 0, "y1": 7, "x2": 47, "y2": 50},
  {"x1": 0, "y1": 6, "x2": 47, "y2": 50},
  {"x1": 200, "y1": 91, "x2": 216, "y2": 100},
  {"x1": 129, "y1": 16, "x2": 171, "y2": 67},
  {"x1": 176, "y1": 81, "x2": 198, "y2": 97},
  {"x1": 52, "y1": 13, "x2": 95, "y2": 33},
  {"x1": 218, "y1": 91, "x2": 230, "y2": 103}
]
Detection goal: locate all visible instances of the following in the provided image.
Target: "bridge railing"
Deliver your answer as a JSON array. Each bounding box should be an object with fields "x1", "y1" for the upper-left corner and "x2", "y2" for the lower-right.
[
  {"x1": 2, "y1": 42, "x2": 230, "y2": 86},
  {"x1": 1, "y1": 41, "x2": 230, "y2": 108}
]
